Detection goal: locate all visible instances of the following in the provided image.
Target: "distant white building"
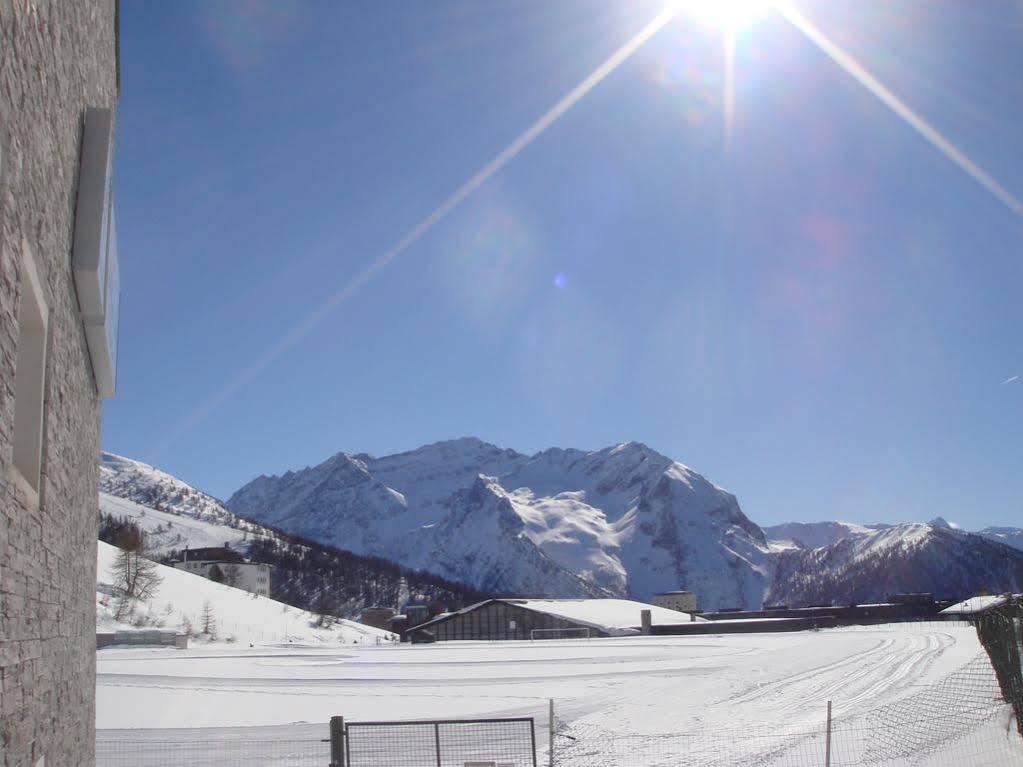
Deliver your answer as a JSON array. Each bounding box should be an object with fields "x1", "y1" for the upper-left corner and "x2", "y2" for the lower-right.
[
  {"x1": 940, "y1": 594, "x2": 1020, "y2": 618},
  {"x1": 173, "y1": 546, "x2": 271, "y2": 597},
  {"x1": 652, "y1": 590, "x2": 698, "y2": 613}
]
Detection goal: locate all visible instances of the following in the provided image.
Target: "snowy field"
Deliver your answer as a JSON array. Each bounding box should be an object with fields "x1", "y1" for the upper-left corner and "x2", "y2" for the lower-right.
[{"x1": 96, "y1": 623, "x2": 1023, "y2": 765}]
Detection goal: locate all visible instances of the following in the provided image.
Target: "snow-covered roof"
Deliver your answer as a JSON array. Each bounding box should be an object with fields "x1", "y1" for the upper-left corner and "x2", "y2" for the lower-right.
[
  {"x1": 411, "y1": 598, "x2": 707, "y2": 637},
  {"x1": 409, "y1": 597, "x2": 707, "y2": 637},
  {"x1": 510, "y1": 599, "x2": 706, "y2": 634},
  {"x1": 940, "y1": 594, "x2": 1019, "y2": 615}
]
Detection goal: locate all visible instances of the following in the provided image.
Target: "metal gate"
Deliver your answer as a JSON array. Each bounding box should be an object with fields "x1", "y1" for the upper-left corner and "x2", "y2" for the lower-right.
[{"x1": 330, "y1": 716, "x2": 537, "y2": 767}]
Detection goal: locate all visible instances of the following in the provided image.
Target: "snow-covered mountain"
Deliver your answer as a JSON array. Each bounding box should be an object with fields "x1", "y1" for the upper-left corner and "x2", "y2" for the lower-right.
[
  {"x1": 763, "y1": 521, "x2": 884, "y2": 550},
  {"x1": 101, "y1": 452, "x2": 250, "y2": 532},
  {"x1": 767, "y1": 522, "x2": 1023, "y2": 606},
  {"x1": 100, "y1": 492, "x2": 258, "y2": 555},
  {"x1": 98, "y1": 453, "x2": 492, "y2": 618},
  {"x1": 103, "y1": 446, "x2": 1023, "y2": 612},
  {"x1": 227, "y1": 438, "x2": 772, "y2": 609},
  {"x1": 977, "y1": 526, "x2": 1023, "y2": 552}
]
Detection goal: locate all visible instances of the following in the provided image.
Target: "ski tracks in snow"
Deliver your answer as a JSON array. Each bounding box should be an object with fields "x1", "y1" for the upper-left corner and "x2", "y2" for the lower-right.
[{"x1": 724, "y1": 628, "x2": 956, "y2": 718}]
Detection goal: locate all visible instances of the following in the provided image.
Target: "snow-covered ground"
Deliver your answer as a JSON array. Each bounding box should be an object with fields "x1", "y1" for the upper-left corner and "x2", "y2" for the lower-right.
[
  {"x1": 97, "y1": 541, "x2": 394, "y2": 645},
  {"x1": 96, "y1": 623, "x2": 1023, "y2": 765}
]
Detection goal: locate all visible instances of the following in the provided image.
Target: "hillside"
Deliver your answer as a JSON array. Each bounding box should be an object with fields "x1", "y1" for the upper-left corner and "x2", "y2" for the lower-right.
[
  {"x1": 763, "y1": 521, "x2": 886, "y2": 550},
  {"x1": 767, "y1": 522, "x2": 1023, "y2": 605},
  {"x1": 96, "y1": 541, "x2": 394, "y2": 645},
  {"x1": 99, "y1": 455, "x2": 492, "y2": 619},
  {"x1": 101, "y1": 452, "x2": 243, "y2": 528},
  {"x1": 978, "y1": 526, "x2": 1023, "y2": 552}
]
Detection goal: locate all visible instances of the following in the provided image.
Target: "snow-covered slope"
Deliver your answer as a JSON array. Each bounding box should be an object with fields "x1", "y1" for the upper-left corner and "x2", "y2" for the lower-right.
[
  {"x1": 100, "y1": 492, "x2": 261, "y2": 555},
  {"x1": 767, "y1": 522, "x2": 1023, "y2": 606},
  {"x1": 101, "y1": 452, "x2": 257, "y2": 533},
  {"x1": 96, "y1": 541, "x2": 394, "y2": 645},
  {"x1": 228, "y1": 439, "x2": 772, "y2": 609},
  {"x1": 977, "y1": 526, "x2": 1023, "y2": 552},
  {"x1": 100, "y1": 453, "x2": 290, "y2": 564},
  {"x1": 763, "y1": 521, "x2": 883, "y2": 550},
  {"x1": 99, "y1": 455, "x2": 494, "y2": 619}
]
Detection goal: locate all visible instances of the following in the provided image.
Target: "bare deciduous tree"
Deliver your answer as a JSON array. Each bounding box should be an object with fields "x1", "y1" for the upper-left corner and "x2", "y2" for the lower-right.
[{"x1": 111, "y1": 523, "x2": 162, "y2": 620}]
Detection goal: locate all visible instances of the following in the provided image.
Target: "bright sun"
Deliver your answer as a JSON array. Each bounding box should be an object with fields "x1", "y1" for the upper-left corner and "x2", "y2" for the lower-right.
[{"x1": 675, "y1": 0, "x2": 776, "y2": 29}]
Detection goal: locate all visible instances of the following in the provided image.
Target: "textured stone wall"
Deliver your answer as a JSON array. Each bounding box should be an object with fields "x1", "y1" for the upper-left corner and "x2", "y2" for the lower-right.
[{"x1": 0, "y1": 2, "x2": 117, "y2": 765}]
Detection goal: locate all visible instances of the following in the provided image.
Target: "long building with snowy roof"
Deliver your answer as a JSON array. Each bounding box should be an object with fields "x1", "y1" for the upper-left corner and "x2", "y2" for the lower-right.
[
  {"x1": 940, "y1": 594, "x2": 1022, "y2": 617},
  {"x1": 407, "y1": 598, "x2": 705, "y2": 641}
]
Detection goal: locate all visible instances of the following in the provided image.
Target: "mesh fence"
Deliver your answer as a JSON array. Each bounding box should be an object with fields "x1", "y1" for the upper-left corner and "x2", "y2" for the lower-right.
[
  {"x1": 554, "y1": 717, "x2": 1023, "y2": 767},
  {"x1": 344, "y1": 718, "x2": 537, "y2": 767},
  {"x1": 96, "y1": 727, "x2": 330, "y2": 766}
]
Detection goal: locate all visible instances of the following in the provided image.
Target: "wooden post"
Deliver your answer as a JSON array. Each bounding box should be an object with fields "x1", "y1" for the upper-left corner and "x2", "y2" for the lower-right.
[
  {"x1": 824, "y1": 701, "x2": 832, "y2": 767},
  {"x1": 640, "y1": 610, "x2": 652, "y2": 635},
  {"x1": 549, "y1": 698, "x2": 555, "y2": 767},
  {"x1": 329, "y1": 716, "x2": 345, "y2": 767},
  {"x1": 434, "y1": 722, "x2": 442, "y2": 767}
]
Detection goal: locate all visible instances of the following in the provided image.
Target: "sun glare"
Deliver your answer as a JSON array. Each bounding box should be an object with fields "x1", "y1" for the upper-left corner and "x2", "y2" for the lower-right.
[{"x1": 676, "y1": 0, "x2": 776, "y2": 29}]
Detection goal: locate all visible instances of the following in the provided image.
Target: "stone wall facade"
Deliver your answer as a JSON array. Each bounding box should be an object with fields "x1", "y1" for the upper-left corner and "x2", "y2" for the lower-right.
[{"x1": 0, "y1": 2, "x2": 118, "y2": 766}]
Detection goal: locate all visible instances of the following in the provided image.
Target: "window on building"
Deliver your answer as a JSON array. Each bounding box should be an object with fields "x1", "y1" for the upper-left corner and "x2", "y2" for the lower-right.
[{"x1": 12, "y1": 249, "x2": 49, "y2": 496}]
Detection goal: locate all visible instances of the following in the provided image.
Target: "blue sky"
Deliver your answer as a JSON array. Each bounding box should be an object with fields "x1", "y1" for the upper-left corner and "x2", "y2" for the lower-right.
[{"x1": 106, "y1": 0, "x2": 1023, "y2": 529}]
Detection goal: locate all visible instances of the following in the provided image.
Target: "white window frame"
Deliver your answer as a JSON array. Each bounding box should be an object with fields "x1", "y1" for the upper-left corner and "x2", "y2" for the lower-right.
[{"x1": 11, "y1": 243, "x2": 50, "y2": 504}]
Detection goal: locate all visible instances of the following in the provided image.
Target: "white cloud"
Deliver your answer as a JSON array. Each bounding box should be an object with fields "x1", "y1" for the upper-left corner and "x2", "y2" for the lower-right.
[{"x1": 1002, "y1": 375, "x2": 1020, "y2": 385}]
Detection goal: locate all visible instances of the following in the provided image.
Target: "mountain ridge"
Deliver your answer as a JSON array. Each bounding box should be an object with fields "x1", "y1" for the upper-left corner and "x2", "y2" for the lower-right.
[
  {"x1": 228, "y1": 438, "x2": 772, "y2": 609},
  {"x1": 768, "y1": 523, "x2": 1023, "y2": 605},
  {"x1": 102, "y1": 441, "x2": 1023, "y2": 611}
]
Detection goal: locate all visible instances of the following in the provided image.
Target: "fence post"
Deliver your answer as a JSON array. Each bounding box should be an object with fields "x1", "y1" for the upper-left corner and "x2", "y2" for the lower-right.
[
  {"x1": 549, "y1": 698, "x2": 555, "y2": 767},
  {"x1": 434, "y1": 722, "x2": 442, "y2": 767},
  {"x1": 824, "y1": 701, "x2": 832, "y2": 767},
  {"x1": 329, "y1": 716, "x2": 344, "y2": 767}
]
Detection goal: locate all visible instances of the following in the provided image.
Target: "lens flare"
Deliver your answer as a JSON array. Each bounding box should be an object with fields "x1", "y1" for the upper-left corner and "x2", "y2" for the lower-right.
[
  {"x1": 676, "y1": 0, "x2": 775, "y2": 30},
  {"x1": 150, "y1": 7, "x2": 679, "y2": 455},
  {"x1": 779, "y1": 4, "x2": 1023, "y2": 220}
]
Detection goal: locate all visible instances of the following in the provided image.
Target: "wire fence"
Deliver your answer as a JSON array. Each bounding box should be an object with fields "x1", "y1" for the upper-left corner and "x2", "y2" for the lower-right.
[
  {"x1": 554, "y1": 717, "x2": 1023, "y2": 767},
  {"x1": 344, "y1": 717, "x2": 537, "y2": 766},
  {"x1": 96, "y1": 726, "x2": 330, "y2": 766}
]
